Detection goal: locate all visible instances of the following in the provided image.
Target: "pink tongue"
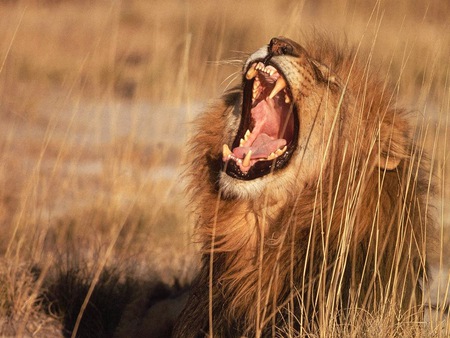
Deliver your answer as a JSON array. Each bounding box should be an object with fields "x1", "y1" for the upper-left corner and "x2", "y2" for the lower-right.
[
  {"x1": 233, "y1": 134, "x2": 286, "y2": 159},
  {"x1": 232, "y1": 98, "x2": 286, "y2": 160}
]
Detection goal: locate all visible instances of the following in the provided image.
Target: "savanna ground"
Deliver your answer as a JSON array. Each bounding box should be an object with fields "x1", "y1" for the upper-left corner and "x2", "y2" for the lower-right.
[{"x1": 0, "y1": 0, "x2": 449, "y2": 337}]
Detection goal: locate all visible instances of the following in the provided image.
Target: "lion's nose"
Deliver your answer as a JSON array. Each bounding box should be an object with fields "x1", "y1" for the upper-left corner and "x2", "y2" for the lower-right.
[
  {"x1": 268, "y1": 37, "x2": 294, "y2": 56},
  {"x1": 263, "y1": 37, "x2": 297, "y2": 65}
]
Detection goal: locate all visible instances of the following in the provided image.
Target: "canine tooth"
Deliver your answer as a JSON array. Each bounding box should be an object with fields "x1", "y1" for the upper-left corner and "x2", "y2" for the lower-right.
[
  {"x1": 252, "y1": 82, "x2": 260, "y2": 100},
  {"x1": 246, "y1": 63, "x2": 257, "y2": 80},
  {"x1": 253, "y1": 80, "x2": 260, "y2": 90},
  {"x1": 269, "y1": 76, "x2": 287, "y2": 99},
  {"x1": 253, "y1": 86, "x2": 259, "y2": 98},
  {"x1": 269, "y1": 69, "x2": 275, "y2": 76},
  {"x1": 275, "y1": 146, "x2": 287, "y2": 156},
  {"x1": 285, "y1": 94, "x2": 290, "y2": 103},
  {"x1": 223, "y1": 144, "x2": 232, "y2": 157},
  {"x1": 267, "y1": 152, "x2": 277, "y2": 160},
  {"x1": 242, "y1": 150, "x2": 252, "y2": 167},
  {"x1": 278, "y1": 146, "x2": 287, "y2": 154},
  {"x1": 240, "y1": 138, "x2": 245, "y2": 146},
  {"x1": 244, "y1": 129, "x2": 251, "y2": 140}
]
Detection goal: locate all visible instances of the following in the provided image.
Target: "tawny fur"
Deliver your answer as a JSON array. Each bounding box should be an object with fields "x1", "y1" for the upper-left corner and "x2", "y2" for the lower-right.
[{"x1": 173, "y1": 35, "x2": 436, "y2": 337}]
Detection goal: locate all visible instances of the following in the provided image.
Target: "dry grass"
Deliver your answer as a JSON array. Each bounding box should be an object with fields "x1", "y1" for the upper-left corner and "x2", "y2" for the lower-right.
[{"x1": 0, "y1": 0, "x2": 448, "y2": 336}]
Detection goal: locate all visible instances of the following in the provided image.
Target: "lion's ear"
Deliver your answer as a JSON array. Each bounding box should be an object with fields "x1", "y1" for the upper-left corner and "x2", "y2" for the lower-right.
[
  {"x1": 375, "y1": 114, "x2": 410, "y2": 171},
  {"x1": 378, "y1": 152, "x2": 402, "y2": 171},
  {"x1": 310, "y1": 59, "x2": 341, "y2": 88}
]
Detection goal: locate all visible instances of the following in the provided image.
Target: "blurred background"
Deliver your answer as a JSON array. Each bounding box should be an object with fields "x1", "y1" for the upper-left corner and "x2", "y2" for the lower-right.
[{"x1": 0, "y1": 0, "x2": 448, "y2": 336}]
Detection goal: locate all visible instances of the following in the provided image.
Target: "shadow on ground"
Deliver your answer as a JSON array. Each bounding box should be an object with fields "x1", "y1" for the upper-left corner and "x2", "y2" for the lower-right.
[{"x1": 42, "y1": 266, "x2": 188, "y2": 338}]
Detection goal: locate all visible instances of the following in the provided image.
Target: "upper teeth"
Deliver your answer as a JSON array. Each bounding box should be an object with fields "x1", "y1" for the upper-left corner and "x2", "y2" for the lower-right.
[
  {"x1": 244, "y1": 129, "x2": 251, "y2": 140},
  {"x1": 253, "y1": 62, "x2": 277, "y2": 75},
  {"x1": 246, "y1": 63, "x2": 257, "y2": 80},
  {"x1": 284, "y1": 89, "x2": 290, "y2": 103},
  {"x1": 269, "y1": 76, "x2": 286, "y2": 99},
  {"x1": 252, "y1": 81, "x2": 260, "y2": 101},
  {"x1": 246, "y1": 62, "x2": 290, "y2": 103},
  {"x1": 240, "y1": 128, "x2": 252, "y2": 147}
]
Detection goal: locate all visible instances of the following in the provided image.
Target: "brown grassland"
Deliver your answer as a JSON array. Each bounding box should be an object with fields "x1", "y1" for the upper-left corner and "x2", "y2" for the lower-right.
[{"x1": 0, "y1": 0, "x2": 449, "y2": 337}]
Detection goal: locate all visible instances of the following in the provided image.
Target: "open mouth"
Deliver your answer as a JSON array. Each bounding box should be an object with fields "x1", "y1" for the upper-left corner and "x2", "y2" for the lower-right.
[{"x1": 222, "y1": 61, "x2": 299, "y2": 180}]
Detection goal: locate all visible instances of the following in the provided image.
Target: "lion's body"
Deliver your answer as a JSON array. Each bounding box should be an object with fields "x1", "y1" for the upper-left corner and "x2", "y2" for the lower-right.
[{"x1": 173, "y1": 36, "x2": 436, "y2": 337}]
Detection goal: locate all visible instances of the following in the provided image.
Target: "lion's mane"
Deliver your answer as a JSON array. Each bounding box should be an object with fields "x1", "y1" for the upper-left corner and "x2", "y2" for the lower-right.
[{"x1": 173, "y1": 35, "x2": 436, "y2": 337}]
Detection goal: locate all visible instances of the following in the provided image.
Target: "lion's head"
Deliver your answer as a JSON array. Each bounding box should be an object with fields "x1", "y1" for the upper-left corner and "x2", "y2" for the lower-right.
[{"x1": 219, "y1": 36, "x2": 407, "y2": 200}]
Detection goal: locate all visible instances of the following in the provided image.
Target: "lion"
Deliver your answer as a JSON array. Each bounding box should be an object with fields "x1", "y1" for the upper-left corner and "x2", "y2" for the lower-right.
[{"x1": 173, "y1": 36, "x2": 436, "y2": 337}]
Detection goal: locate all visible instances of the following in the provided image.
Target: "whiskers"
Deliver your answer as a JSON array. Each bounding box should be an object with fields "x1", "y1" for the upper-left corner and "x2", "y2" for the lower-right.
[{"x1": 208, "y1": 53, "x2": 248, "y2": 91}]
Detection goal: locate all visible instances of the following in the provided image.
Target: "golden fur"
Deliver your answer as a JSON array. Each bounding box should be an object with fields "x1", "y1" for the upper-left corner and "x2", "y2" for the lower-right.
[{"x1": 173, "y1": 36, "x2": 436, "y2": 337}]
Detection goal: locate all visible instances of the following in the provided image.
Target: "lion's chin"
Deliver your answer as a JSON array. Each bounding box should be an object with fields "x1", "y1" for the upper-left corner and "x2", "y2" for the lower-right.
[
  {"x1": 219, "y1": 172, "x2": 267, "y2": 199},
  {"x1": 219, "y1": 170, "x2": 297, "y2": 200}
]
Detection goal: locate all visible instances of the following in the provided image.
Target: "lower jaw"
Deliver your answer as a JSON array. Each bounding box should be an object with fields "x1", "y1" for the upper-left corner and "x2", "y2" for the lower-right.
[{"x1": 219, "y1": 171, "x2": 270, "y2": 198}]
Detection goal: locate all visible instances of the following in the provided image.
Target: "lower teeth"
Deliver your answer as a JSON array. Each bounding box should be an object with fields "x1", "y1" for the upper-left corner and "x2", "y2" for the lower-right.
[{"x1": 222, "y1": 143, "x2": 287, "y2": 163}]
